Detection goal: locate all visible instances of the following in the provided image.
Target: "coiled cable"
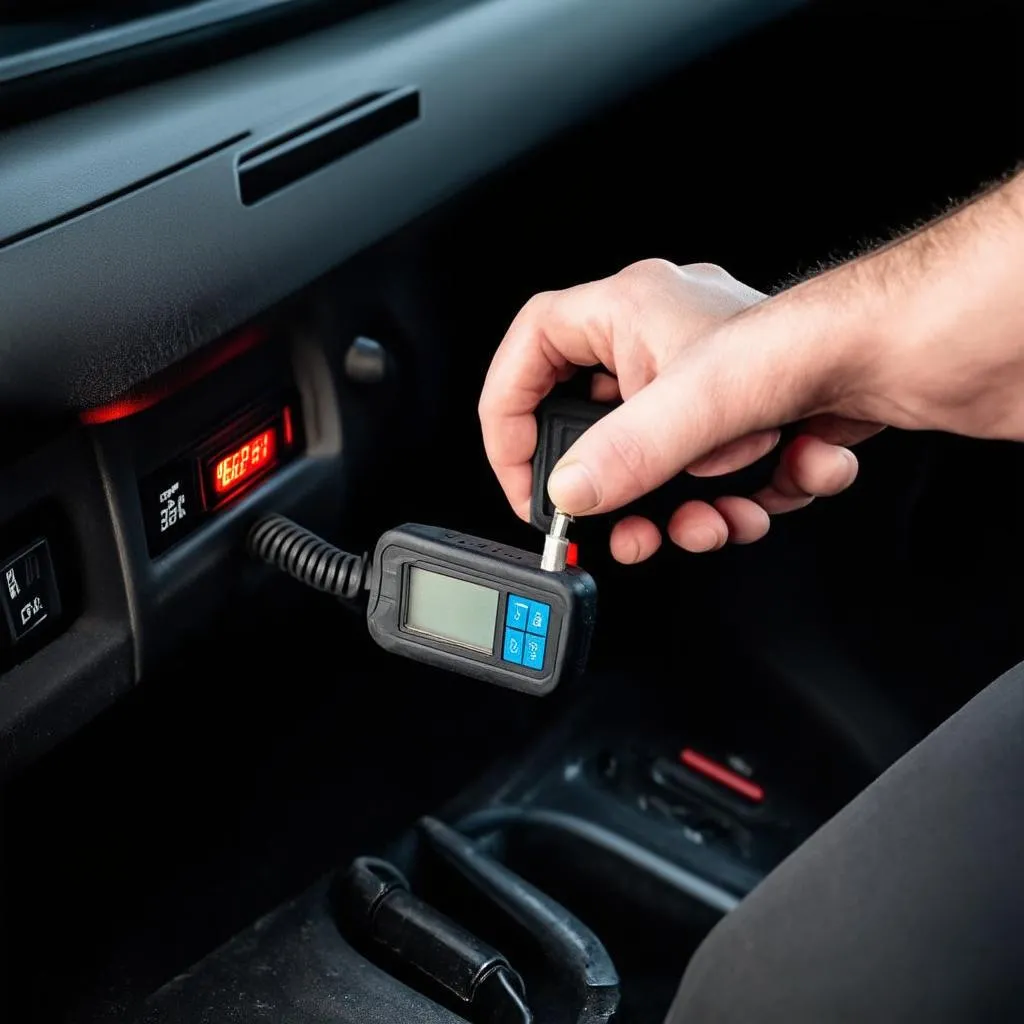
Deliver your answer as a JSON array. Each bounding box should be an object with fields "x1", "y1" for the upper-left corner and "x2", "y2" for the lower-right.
[{"x1": 247, "y1": 514, "x2": 369, "y2": 601}]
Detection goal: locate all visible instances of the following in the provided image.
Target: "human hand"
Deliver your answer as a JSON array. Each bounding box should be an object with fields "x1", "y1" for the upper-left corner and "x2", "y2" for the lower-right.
[{"x1": 478, "y1": 259, "x2": 882, "y2": 562}]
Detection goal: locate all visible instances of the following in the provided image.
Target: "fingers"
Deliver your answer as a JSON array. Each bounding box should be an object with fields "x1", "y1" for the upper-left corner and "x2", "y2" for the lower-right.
[
  {"x1": 802, "y1": 414, "x2": 885, "y2": 447},
  {"x1": 547, "y1": 364, "x2": 742, "y2": 515},
  {"x1": 643, "y1": 434, "x2": 861, "y2": 558},
  {"x1": 686, "y1": 429, "x2": 781, "y2": 477},
  {"x1": 481, "y1": 261, "x2": 770, "y2": 520},
  {"x1": 494, "y1": 464, "x2": 537, "y2": 521},
  {"x1": 753, "y1": 433, "x2": 859, "y2": 514},
  {"x1": 661, "y1": 497, "x2": 771, "y2": 554},
  {"x1": 481, "y1": 255, "x2": 878, "y2": 537},
  {"x1": 685, "y1": 418, "x2": 879, "y2": 480},
  {"x1": 713, "y1": 496, "x2": 771, "y2": 544},
  {"x1": 590, "y1": 372, "x2": 621, "y2": 403},
  {"x1": 479, "y1": 283, "x2": 618, "y2": 518},
  {"x1": 651, "y1": 423, "x2": 871, "y2": 554},
  {"x1": 599, "y1": 413, "x2": 875, "y2": 559},
  {"x1": 667, "y1": 501, "x2": 729, "y2": 553},
  {"x1": 609, "y1": 516, "x2": 662, "y2": 564}
]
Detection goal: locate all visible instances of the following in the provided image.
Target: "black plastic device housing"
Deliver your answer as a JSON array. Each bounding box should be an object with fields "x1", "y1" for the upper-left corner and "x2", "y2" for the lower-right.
[
  {"x1": 530, "y1": 398, "x2": 606, "y2": 532},
  {"x1": 366, "y1": 524, "x2": 596, "y2": 696},
  {"x1": 530, "y1": 395, "x2": 785, "y2": 532}
]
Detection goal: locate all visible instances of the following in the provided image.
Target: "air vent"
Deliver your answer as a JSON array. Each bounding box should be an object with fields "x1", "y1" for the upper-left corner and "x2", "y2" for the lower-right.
[{"x1": 237, "y1": 86, "x2": 420, "y2": 205}]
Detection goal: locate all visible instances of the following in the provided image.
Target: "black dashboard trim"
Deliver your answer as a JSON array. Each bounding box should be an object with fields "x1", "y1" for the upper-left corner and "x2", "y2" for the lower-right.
[
  {"x1": 1, "y1": 0, "x2": 323, "y2": 86},
  {"x1": 0, "y1": 0, "x2": 804, "y2": 413},
  {"x1": 0, "y1": 132, "x2": 249, "y2": 251},
  {"x1": 237, "y1": 87, "x2": 418, "y2": 205}
]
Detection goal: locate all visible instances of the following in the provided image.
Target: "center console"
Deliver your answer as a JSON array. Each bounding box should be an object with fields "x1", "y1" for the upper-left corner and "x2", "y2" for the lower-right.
[{"x1": 129, "y1": 668, "x2": 833, "y2": 1024}]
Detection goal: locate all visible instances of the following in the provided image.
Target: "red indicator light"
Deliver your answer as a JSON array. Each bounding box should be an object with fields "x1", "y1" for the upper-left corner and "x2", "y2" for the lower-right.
[
  {"x1": 680, "y1": 748, "x2": 765, "y2": 803},
  {"x1": 566, "y1": 542, "x2": 579, "y2": 567},
  {"x1": 212, "y1": 427, "x2": 278, "y2": 497},
  {"x1": 80, "y1": 326, "x2": 267, "y2": 425},
  {"x1": 283, "y1": 405, "x2": 294, "y2": 447}
]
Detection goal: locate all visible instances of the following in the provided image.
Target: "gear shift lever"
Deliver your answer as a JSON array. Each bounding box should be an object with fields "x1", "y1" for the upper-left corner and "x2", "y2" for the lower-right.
[{"x1": 334, "y1": 857, "x2": 532, "y2": 1024}]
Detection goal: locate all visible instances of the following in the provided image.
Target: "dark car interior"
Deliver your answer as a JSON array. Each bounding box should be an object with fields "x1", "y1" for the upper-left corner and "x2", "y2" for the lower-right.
[{"x1": 1, "y1": 0, "x2": 1021, "y2": 1021}]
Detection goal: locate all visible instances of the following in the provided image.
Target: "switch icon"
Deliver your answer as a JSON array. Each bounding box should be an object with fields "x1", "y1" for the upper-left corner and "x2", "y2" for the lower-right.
[
  {"x1": 6, "y1": 567, "x2": 20, "y2": 601},
  {"x1": 0, "y1": 539, "x2": 61, "y2": 645},
  {"x1": 140, "y1": 460, "x2": 201, "y2": 556}
]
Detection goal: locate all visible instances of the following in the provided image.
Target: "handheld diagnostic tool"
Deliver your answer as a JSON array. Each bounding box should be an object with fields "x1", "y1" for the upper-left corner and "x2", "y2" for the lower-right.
[
  {"x1": 365, "y1": 523, "x2": 596, "y2": 695},
  {"x1": 249, "y1": 386, "x2": 789, "y2": 693}
]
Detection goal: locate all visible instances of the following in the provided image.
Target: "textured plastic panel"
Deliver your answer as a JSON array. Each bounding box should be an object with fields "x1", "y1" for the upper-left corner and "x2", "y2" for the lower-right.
[
  {"x1": 91, "y1": 329, "x2": 348, "y2": 679},
  {"x1": 0, "y1": 0, "x2": 311, "y2": 85},
  {"x1": 0, "y1": 0, "x2": 801, "y2": 413},
  {"x1": 136, "y1": 882, "x2": 470, "y2": 1024},
  {"x1": 0, "y1": 430, "x2": 133, "y2": 778}
]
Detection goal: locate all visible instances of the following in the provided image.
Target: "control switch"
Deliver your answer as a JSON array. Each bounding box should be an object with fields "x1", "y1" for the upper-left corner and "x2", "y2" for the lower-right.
[
  {"x1": 141, "y1": 460, "x2": 201, "y2": 556},
  {"x1": 0, "y1": 538, "x2": 61, "y2": 644},
  {"x1": 502, "y1": 594, "x2": 551, "y2": 672}
]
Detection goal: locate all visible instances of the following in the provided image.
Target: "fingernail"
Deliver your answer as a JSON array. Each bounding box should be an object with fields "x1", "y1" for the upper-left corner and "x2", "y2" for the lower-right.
[
  {"x1": 614, "y1": 535, "x2": 640, "y2": 564},
  {"x1": 839, "y1": 447, "x2": 859, "y2": 483},
  {"x1": 548, "y1": 462, "x2": 599, "y2": 513},
  {"x1": 626, "y1": 537, "x2": 641, "y2": 564},
  {"x1": 689, "y1": 527, "x2": 721, "y2": 553}
]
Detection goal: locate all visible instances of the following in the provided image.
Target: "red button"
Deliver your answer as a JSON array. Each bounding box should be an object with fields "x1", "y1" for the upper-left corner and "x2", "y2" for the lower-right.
[{"x1": 680, "y1": 748, "x2": 764, "y2": 803}]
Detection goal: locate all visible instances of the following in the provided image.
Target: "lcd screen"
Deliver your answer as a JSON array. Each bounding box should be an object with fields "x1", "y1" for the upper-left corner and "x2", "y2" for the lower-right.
[
  {"x1": 404, "y1": 567, "x2": 499, "y2": 653},
  {"x1": 211, "y1": 427, "x2": 277, "y2": 496}
]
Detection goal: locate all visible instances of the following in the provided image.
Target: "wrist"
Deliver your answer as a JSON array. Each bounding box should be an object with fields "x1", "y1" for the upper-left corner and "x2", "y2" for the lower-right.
[
  {"x1": 751, "y1": 170, "x2": 1024, "y2": 437},
  {"x1": 859, "y1": 173, "x2": 1024, "y2": 436},
  {"x1": 714, "y1": 262, "x2": 889, "y2": 427}
]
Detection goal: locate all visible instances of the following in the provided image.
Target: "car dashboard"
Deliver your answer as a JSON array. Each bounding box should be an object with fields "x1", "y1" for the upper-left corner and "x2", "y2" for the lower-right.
[
  {"x1": 0, "y1": 0, "x2": 803, "y2": 776},
  {"x1": 1, "y1": 0, "x2": 1022, "y2": 1021}
]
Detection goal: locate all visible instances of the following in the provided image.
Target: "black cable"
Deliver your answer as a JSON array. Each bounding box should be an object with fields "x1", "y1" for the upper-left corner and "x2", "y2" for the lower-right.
[{"x1": 247, "y1": 514, "x2": 368, "y2": 601}]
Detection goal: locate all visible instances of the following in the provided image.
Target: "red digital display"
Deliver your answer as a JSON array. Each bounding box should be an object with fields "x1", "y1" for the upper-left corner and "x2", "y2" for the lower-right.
[{"x1": 212, "y1": 427, "x2": 278, "y2": 496}]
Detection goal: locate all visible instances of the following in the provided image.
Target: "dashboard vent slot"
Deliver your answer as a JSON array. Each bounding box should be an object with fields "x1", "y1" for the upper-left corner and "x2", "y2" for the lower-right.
[{"x1": 237, "y1": 86, "x2": 420, "y2": 205}]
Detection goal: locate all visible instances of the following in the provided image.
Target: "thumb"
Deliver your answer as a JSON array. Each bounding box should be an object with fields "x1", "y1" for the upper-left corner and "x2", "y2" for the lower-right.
[{"x1": 547, "y1": 371, "x2": 728, "y2": 516}]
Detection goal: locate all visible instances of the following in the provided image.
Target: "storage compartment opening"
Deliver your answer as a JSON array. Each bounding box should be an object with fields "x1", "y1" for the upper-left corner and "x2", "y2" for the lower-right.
[{"x1": 406, "y1": 818, "x2": 724, "y2": 1024}]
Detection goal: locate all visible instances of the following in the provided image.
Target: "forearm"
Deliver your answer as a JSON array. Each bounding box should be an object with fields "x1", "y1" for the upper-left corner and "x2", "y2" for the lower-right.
[
  {"x1": 861, "y1": 170, "x2": 1024, "y2": 436},
  {"x1": 725, "y1": 170, "x2": 1024, "y2": 439}
]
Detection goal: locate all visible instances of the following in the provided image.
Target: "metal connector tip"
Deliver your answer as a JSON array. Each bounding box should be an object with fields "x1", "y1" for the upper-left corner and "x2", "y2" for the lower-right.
[{"x1": 540, "y1": 509, "x2": 574, "y2": 572}]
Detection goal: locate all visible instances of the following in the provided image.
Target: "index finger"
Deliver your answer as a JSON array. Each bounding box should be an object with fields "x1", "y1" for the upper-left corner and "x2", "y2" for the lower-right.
[{"x1": 478, "y1": 283, "x2": 618, "y2": 519}]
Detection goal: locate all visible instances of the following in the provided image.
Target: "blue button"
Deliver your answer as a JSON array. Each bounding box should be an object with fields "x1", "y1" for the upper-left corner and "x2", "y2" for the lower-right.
[
  {"x1": 506, "y1": 596, "x2": 530, "y2": 631},
  {"x1": 503, "y1": 628, "x2": 525, "y2": 664},
  {"x1": 523, "y1": 633, "x2": 546, "y2": 670},
  {"x1": 526, "y1": 600, "x2": 550, "y2": 636}
]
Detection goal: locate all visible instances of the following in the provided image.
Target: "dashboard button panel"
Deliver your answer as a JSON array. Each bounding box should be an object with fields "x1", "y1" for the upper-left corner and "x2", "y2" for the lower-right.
[
  {"x1": 137, "y1": 394, "x2": 301, "y2": 558},
  {"x1": 140, "y1": 459, "x2": 202, "y2": 557},
  {"x1": 0, "y1": 538, "x2": 62, "y2": 645}
]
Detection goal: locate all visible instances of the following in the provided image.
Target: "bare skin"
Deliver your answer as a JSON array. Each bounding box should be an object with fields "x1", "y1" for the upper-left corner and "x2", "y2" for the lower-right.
[{"x1": 479, "y1": 170, "x2": 1024, "y2": 562}]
